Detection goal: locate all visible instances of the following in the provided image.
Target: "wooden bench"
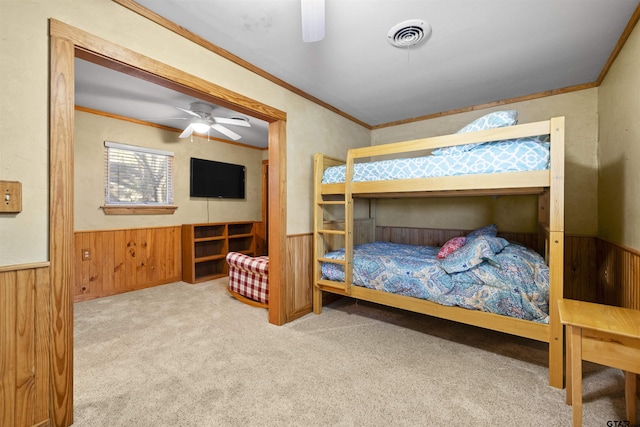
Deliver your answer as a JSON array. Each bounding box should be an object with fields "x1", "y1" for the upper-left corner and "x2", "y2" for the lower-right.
[{"x1": 558, "y1": 299, "x2": 640, "y2": 427}]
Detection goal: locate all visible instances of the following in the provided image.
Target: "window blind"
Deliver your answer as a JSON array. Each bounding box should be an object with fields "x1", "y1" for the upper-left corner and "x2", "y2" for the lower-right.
[{"x1": 104, "y1": 141, "x2": 174, "y2": 205}]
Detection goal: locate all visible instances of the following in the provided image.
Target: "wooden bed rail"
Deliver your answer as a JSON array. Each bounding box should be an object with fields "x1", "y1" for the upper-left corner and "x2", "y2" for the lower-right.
[{"x1": 348, "y1": 119, "x2": 553, "y2": 160}]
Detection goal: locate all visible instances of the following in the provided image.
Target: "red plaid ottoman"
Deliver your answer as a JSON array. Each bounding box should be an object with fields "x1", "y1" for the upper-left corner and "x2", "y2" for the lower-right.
[{"x1": 226, "y1": 252, "x2": 269, "y2": 307}]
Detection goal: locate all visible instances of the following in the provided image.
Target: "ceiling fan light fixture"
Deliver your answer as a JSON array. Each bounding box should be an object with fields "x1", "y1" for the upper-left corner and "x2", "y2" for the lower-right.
[
  {"x1": 191, "y1": 119, "x2": 210, "y2": 133},
  {"x1": 301, "y1": 0, "x2": 325, "y2": 43},
  {"x1": 387, "y1": 19, "x2": 431, "y2": 48}
]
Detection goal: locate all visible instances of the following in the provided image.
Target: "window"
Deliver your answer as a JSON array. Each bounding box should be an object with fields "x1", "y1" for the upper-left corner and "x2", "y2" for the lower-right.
[{"x1": 103, "y1": 141, "x2": 176, "y2": 214}]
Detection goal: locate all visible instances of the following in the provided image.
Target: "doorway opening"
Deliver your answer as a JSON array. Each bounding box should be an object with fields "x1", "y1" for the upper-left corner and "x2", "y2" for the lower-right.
[{"x1": 50, "y1": 19, "x2": 286, "y2": 425}]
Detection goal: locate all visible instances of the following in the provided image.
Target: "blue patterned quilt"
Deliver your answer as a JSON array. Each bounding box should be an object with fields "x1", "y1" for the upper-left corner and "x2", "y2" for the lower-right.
[
  {"x1": 322, "y1": 137, "x2": 550, "y2": 184},
  {"x1": 321, "y1": 238, "x2": 550, "y2": 323}
]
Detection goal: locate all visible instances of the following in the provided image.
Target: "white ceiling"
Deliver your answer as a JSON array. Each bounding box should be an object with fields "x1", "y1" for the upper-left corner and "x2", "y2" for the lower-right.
[
  {"x1": 75, "y1": 0, "x2": 639, "y2": 147},
  {"x1": 74, "y1": 59, "x2": 271, "y2": 148}
]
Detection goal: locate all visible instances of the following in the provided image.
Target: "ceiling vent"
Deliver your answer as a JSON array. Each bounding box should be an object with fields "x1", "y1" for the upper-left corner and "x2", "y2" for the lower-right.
[{"x1": 387, "y1": 19, "x2": 431, "y2": 48}]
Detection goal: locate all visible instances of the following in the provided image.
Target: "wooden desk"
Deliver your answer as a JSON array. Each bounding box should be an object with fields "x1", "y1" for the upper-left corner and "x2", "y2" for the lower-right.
[{"x1": 558, "y1": 299, "x2": 640, "y2": 427}]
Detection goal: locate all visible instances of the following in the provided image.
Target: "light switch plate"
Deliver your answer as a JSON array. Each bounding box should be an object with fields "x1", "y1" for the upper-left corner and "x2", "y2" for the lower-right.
[{"x1": 0, "y1": 181, "x2": 22, "y2": 213}]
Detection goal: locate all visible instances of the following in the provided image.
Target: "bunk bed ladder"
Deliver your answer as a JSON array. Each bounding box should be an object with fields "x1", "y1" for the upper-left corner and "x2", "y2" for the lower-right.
[{"x1": 313, "y1": 154, "x2": 352, "y2": 314}]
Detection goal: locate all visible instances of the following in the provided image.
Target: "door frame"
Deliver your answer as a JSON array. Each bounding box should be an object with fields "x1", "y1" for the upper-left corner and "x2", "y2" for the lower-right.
[
  {"x1": 261, "y1": 159, "x2": 269, "y2": 255},
  {"x1": 49, "y1": 19, "x2": 287, "y2": 426}
]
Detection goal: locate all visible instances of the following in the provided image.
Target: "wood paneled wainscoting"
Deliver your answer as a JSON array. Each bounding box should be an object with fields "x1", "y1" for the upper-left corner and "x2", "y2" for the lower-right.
[
  {"x1": 0, "y1": 263, "x2": 51, "y2": 427},
  {"x1": 286, "y1": 233, "x2": 314, "y2": 322},
  {"x1": 74, "y1": 226, "x2": 181, "y2": 302},
  {"x1": 596, "y1": 238, "x2": 640, "y2": 310},
  {"x1": 564, "y1": 235, "x2": 598, "y2": 303},
  {"x1": 287, "y1": 227, "x2": 640, "y2": 321}
]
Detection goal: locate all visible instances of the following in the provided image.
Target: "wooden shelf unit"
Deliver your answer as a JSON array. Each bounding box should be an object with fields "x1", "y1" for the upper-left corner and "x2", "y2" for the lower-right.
[{"x1": 182, "y1": 221, "x2": 256, "y2": 283}]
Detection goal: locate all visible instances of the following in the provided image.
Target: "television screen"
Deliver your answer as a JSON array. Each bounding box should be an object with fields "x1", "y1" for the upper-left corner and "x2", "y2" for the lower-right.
[{"x1": 190, "y1": 158, "x2": 245, "y2": 199}]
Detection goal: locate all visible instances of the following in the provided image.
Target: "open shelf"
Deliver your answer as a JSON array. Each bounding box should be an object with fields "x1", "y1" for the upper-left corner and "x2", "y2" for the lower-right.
[
  {"x1": 182, "y1": 221, "x2": 256, "y2": 283},
  {"x1": 194, "y1": 224, "x2": 225, "y2": 239}
]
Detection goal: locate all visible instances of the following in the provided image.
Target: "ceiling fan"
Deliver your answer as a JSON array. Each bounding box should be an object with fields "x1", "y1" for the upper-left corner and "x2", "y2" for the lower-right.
[
  {"x1": 175, "y1": 101, "x2": 251, "y2": 140},
  {"x1": 301, "y1": 0, "x2": 325, "y2": 43}
]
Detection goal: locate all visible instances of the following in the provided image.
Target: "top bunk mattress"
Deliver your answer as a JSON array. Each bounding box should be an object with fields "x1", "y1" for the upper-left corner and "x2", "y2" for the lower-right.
[{"x1": 322, "y1": 136, "x2": 550, "y2": 184}]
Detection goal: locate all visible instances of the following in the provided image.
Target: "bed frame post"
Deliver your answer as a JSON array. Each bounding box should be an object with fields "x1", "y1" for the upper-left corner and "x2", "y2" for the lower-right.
[
  {"x1": 548, "y1": 116, "x2": 565, "y2": 389},
  {"x1": 344, "y1": 152, "x2": 355, "y2": 289}
]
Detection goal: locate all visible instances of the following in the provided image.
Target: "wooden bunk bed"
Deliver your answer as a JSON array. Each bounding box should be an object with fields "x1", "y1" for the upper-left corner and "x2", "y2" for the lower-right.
[{"x1": 313, "y1": 116, "x2": 565, "y2": 389}]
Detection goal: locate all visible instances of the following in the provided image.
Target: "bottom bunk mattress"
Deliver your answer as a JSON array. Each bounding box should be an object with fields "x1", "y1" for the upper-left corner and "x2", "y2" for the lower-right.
[{"x1": 321, "y1": 235, "x2": 550, "y2": 323}]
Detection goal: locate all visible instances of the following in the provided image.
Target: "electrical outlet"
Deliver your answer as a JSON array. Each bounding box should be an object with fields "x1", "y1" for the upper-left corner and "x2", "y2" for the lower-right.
[{"x1": 82, "y1": 249, "x2": 92, "y2": 261}]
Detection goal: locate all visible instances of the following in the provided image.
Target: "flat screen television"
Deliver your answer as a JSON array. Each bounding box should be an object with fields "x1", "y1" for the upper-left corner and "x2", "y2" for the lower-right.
[{"x1": 190, "y1": 157, "x2": 245, "y2": 199}]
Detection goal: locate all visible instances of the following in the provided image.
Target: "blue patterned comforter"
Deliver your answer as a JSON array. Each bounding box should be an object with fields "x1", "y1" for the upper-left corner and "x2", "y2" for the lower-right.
[
  {"x1": 322, "y1": 137, "x2": 550, "y2": 184},
  {"x1": 321, "y1": 238, "x2": 550, "y2": 323}
]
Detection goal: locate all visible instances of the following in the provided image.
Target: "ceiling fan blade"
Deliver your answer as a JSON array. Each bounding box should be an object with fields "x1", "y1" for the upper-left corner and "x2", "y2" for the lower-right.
[
  {"x1": 301, "y1": 0, "x2": 325, "y2": 43},
  {"x1": 144, "y1": 117, "x2": 188, "y2": 121},
  {"x1": 211, "y1": 123, "x2": 241, "y2": 141},
  {"x1": 179, "y1": 124, "x2": 195, "y2": 138},
  {"x1": 213, "y1": 117, "x2": 251, "y2": 127},
  {"x1": 176, "y1": 107, "x2": 201, "y2": 117}
]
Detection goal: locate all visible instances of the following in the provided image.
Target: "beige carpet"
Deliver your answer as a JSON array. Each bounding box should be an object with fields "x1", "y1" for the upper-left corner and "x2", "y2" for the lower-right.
[{"x1": 73, "y1": 278, "x2": 634, "y2": 426}]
